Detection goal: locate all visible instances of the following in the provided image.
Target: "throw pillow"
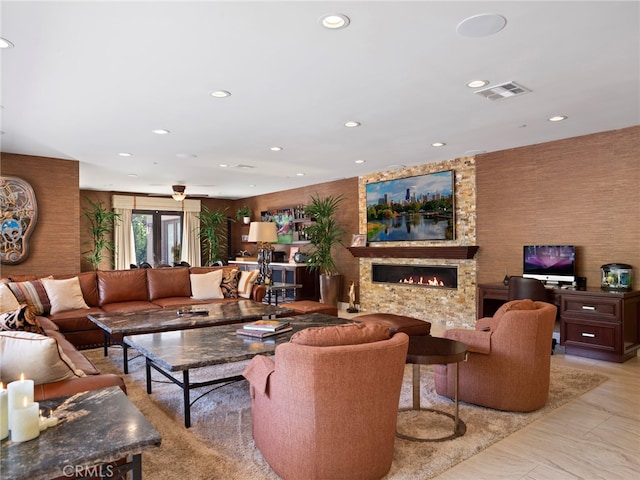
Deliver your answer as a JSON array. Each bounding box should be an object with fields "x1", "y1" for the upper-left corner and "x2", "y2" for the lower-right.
[
  {"x1": 0, "y1": 331, "x2": 86, "y2": 385},
  {"x1": 41, "y1": 277, "x2": 90, "y2": 315},
  {"x1": 291, "y1": 322, "x2": 390, "y2": 347},
  {"x1": 0, "y1": 305, "x2": 44, "y2": 334},
  {"x1": 190, "y1": 270, "x2": 224, "y2": 300},
  {"x1": 237, "y1": 270, "x2": 259, "y2": 299},
  {"x1": 221, "y1": 269, "x2": 240, "y2": 298},
  {"x1": 7, "y1": 278, "x2": 52, "y2": 315},
  {"x1": 0, "y1": 283, "x2": 20, "y2": 313}
]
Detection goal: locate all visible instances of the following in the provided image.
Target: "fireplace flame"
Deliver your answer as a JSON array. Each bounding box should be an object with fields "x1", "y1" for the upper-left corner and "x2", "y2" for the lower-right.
[{"x1": 399, "y1": 276, "x2": 445, "y2": 287}]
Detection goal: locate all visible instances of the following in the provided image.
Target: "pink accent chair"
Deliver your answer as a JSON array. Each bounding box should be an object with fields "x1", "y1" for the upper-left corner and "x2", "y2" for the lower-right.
[
  {"x1": 243, "y1": 323, "x2": 409, "y2": 480},
  {"x1": 434, "y1": 300, "x2": 557, "y2": 412}
]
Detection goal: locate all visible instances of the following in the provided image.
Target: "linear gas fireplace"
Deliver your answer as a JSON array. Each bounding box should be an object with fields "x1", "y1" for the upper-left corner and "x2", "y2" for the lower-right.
[{"x1": 372, "y1": 264, "x2": 458, "y2": 289}]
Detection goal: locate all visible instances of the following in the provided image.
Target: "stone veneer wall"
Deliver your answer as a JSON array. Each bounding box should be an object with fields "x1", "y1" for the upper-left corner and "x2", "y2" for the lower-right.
[{"x1": 357, "y1": 157, "x2": 477, "y2": 329}]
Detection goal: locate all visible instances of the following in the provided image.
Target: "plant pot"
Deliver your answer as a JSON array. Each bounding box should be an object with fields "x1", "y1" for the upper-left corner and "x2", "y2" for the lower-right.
[
  {"x1": 319, "y1": 273, "x2": 343, "y2": 306},
  {"x1": 243, "y1": 216, "x2": 250, "y2": 225}
]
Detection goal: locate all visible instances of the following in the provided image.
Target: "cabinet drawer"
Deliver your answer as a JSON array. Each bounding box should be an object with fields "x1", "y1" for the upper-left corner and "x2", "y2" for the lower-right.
[
  {"x1": 562, "y1": 319, "x2": 618, "y2": 350},
  {"x1": 561, "y1": 295, "x2": 620, "y2": 321}
]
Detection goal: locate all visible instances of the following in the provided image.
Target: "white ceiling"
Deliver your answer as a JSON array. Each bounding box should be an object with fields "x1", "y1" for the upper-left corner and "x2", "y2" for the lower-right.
[{"x1": 1, "y1": 1, "x2": 638, "y2": 199}]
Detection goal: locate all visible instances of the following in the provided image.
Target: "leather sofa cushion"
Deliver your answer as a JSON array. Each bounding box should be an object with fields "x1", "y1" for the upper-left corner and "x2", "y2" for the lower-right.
[
  {"x1": 291, "y1": 322, "x2": 390, "y2": 347},
  {"x1": 47, "y1": 308, "x2": 104, "y2": 333},
  {"x1": 147, "y1": 267, "x2": 191, "y2": 301},
  {"x1": 98, "y1": 269, "x2": 148, "y2": 305}
]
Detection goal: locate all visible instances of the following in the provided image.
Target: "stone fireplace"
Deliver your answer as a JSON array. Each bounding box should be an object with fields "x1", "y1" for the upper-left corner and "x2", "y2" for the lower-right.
[
  {"x1": 372, "y1": 264, "x2": 458, "y2": 289},
  {"x1": 355, "y1": 157, "x2": 477, "y2": 329}
]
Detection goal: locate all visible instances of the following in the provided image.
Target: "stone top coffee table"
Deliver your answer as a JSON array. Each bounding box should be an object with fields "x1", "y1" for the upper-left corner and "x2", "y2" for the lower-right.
[
  {"x1": 125, "y1": 312, "x2": 350, "y2": 427},
  {"x1": 1, "y1": 386, "x2": 161, "y2": 480},
  {"x1": 88, "y1": 299, "x2": 293, "y2": 373}
]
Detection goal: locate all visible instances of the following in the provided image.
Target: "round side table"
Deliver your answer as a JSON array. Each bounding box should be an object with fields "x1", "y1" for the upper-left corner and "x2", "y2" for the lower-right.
[{"x1": 397, "y1": 335, "x2": 468, "y2": 442}]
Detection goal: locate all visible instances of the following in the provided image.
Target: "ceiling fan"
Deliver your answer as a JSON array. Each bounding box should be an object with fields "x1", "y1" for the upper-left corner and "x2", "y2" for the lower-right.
[
  {"x1": 171, "y1": 185, "x2": 187, "y2": 201},
  {"x1": 147, "y1": 184, "x2": 212, "y2": 200}
]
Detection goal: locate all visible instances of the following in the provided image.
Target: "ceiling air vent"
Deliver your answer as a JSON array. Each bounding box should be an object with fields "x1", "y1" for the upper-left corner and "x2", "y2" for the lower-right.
[{"x1": 474, "y1": 81, "x2": 531, "y2": 101}]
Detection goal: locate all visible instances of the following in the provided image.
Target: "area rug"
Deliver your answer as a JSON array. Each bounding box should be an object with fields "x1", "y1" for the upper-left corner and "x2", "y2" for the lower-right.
[{"x1": 84, "y1": 348, "x2": 607, "y2": 480}]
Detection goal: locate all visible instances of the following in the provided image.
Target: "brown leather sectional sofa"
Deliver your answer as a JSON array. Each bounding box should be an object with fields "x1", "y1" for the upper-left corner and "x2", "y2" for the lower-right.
[
  {"x1": 4, "y1": 266, "x2": 265, "y2": 402},
  {"x1": 9, "y1": 266, "x2": 265, "y2": 350}
]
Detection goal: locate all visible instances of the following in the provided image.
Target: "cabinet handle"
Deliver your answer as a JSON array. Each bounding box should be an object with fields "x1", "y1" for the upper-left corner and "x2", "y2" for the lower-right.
[
  {"x1": 581, "y1": 332, "x2": 596, "y2": 338},
  {"x1": 581, "y1": 305, "x2": 596, "y2": 311}
]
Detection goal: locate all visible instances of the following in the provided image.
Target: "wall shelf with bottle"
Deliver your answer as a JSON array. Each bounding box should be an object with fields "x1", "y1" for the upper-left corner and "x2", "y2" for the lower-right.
[{"x1": 261, "y1": 205, "x2": 314, "y2": 244}]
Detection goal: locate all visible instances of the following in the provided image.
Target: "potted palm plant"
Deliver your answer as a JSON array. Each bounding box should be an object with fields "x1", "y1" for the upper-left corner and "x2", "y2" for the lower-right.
[
  {"x1": 82, "y1": 198, "x2": 121, "y2": 270},
  {"x1": 304, "y1": 193, "x2": 345, "y2": 305},
  {"x1": 197, "y1": 206, "x2": 232, "y2": 266}
]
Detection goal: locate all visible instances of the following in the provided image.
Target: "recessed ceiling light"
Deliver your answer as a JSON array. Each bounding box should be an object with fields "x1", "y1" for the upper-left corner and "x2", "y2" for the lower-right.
[
  {"x1": 219, "y1": 164, "x2": 229, "y2": 168},
  {"x1": 296, "y1": 173, "x2": 306, "y2": 177},
  {"x1": 176, "y1": 153, "x2": 197, "y2": 159},
  {"x1": 354, "y1": 159, "x2": 366, "y2": 164},
  {"x1": 320, "y1": 14, "x2": 350, "y2": 30},
  {"x1": 128, "y1": 174, "x2": 137, "y2": 178},
  {"x1": 210, "y1": 90, "x2": 231, "y2": 98},
  {"x1": 152, "y1": 129, "x2": 170, "y2": 135},
  {"x1": 119, "y1": 152, "x2": 132, "y2": 157},
  {"x1": 457, "y1": 14, "x2": 507, "y2": 38},
  {"x1": 0, "y1": 38, "x2": 14, "y2": 49},
  {"x1": 431, "y1": 142, "x2": 446, "y2": 147},
  {"x1": 249, "y1": 184, "x2": 256, "y2": 188},
  {"x1": 344, "y1": 121, "x2": 361, "y2": 128},
  {"x1": 270, "y1": 146, "x2": 283, "y2": 151},
  {"x1": 467, "y1": 80, "x2": 488, "y2": 88},
  {"x1": 548, "y1": 115, "x2": 568, "y2": 122}
]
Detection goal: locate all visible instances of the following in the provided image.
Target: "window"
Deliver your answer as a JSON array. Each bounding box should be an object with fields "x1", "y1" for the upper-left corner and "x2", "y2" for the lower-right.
[{"x1": 132, "y1": 210, "x2": 183, "y2": 266}]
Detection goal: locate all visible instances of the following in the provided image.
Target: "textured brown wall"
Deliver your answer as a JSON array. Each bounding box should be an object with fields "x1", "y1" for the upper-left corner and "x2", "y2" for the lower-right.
[
  {"x1": 1, "y1": 153, "x2": 80, "y2": 276},
  {"x1": 476, "y1": 126, "x2": 640, "y2": 289},
  {"x1": 231, "y1": 178, "x2": 359, "y2": 303}
]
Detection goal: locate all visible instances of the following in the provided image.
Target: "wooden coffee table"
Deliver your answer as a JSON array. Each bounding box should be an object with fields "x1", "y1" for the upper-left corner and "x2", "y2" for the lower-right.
[
  {"x1": 88, "y1": 300, "x2": 293, "y2": 373},
  {"x1": 397, "y1": 335, "x2": 468, "y2": 442},
  {"x1": 125, "y1": 313, "x2": 351, "y2": 428}
]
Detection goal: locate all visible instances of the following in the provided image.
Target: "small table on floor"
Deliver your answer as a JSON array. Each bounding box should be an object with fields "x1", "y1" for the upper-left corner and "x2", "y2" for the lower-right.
[
  {"x1": 88, "y1": 300, "x2": 293, "y2": 373},
  {"x1": 0, "y1": 387, "x2": 161, "y2": 480},
  {"x1": 264, "y1": 282, "x2": 302, "y2": 305},
  {"x1": 397, "y1": 336, "x2": 468, "y2": 442},
  {"x1": 125, "y1": 313, "x2": 351, "y2": 428}
]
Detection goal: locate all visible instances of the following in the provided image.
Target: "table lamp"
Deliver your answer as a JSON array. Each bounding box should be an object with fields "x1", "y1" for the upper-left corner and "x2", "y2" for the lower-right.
[{"x1": 248, "y1": 222, "x2": 278, "y2": 284}]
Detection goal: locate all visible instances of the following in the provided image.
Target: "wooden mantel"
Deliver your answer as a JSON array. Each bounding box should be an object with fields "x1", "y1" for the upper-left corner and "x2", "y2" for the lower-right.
[{"x1": 347, "y1": 246, "x2": 479, "y2": 259}]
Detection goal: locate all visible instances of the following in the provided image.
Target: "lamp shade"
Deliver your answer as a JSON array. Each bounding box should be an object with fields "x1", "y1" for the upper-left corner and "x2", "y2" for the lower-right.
[{"x1": 248, "y1": 222, "x2": 278, "y2": 243}]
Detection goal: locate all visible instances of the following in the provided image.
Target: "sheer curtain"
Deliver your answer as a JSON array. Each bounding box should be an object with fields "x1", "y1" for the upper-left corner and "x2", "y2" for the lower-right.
[{"x1": 112, "y1": 195, "x2": 202, "y2": 269}]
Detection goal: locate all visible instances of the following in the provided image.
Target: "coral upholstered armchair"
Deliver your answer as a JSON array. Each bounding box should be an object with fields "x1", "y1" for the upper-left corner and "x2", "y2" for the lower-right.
[
  {"x1": 243, "y1": 323, "x2": 409, "y2": 480},
  {"x1": 434, "y1": 300, "x2": 557, "y2": 412}
]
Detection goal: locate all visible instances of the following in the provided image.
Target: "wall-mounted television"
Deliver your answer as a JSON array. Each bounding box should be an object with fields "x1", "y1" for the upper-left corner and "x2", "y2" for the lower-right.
[
  {"x1": 523, "y1": 245, "x2": 576, "y2": 284},
  {"x1": 365, "y1": 170, "x2": 455, "y2": 242}
]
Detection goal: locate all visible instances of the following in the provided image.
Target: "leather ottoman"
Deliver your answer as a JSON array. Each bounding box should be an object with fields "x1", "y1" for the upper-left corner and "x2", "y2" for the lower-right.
[
  {"x1": 281, "y1": 300, "x2": 338, "y2": 317},
  {"x1": 355, "y1": 313, "x2": 431, "y2": 336}
]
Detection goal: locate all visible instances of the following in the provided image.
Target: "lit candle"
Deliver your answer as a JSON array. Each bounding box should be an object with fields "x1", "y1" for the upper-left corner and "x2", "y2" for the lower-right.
[
  {"x1": 0, "y1": 383, "x2": 8, "y2": 440},
  {"x1": 11, "y1": 397, "x2": 40, "y2": 442},
  {"x1": 7, "y1": 374, "x2": 34, "y2": 431}
]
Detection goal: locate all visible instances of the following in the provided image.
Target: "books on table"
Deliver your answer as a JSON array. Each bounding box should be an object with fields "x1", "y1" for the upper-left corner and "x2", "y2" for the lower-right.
[
  {"x1": 236, "y1": 326, "x2": 293, "y2": 339},
  {"x1": 236, "y1": 320, "x2": 292, "y2": 339},
  {"x1": 242, "y1": 320, "x2": 290, "y2": 332}
]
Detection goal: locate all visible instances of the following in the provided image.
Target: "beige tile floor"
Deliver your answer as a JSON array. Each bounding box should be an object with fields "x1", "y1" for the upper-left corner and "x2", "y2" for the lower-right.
[{"x1": 341, "y1": 308, "x2": 640, "y2": 480}]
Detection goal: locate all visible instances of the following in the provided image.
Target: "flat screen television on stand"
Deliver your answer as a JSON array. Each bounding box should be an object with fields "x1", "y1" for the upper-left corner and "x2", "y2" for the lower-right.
[{"x1": 523, "y1": 245, "x2": 576, "y2": 285}]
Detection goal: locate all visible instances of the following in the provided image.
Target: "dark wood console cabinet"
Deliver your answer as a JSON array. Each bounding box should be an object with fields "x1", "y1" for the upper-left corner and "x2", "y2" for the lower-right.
[
  {"x1": 477, "y1": 283, "x2": 640, "y2": 363},
  {"x1": 230, "y1": 261, "x2": 320, "y2": 302}
]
